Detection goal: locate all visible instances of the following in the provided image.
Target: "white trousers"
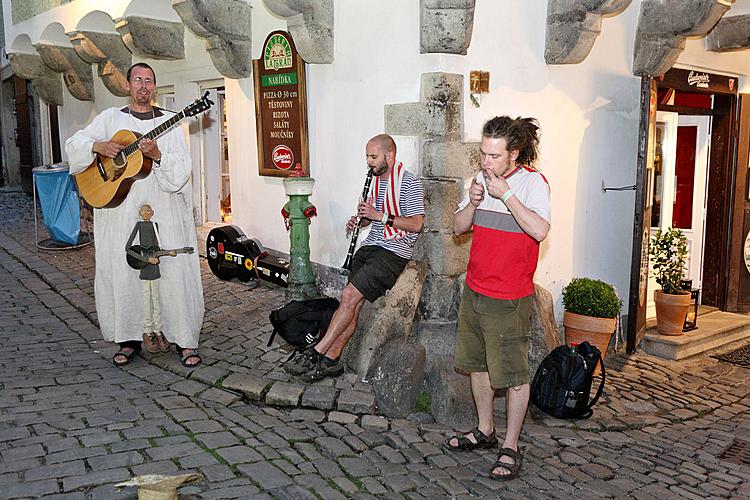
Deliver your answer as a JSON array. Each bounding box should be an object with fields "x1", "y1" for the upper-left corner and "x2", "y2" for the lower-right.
[{"x1": 141, "y1": 279, "x2": 162, "y2": 334}]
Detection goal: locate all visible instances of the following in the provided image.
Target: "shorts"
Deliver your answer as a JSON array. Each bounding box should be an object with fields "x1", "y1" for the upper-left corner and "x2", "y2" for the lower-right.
[
  {"x1": 453, "y1": 286, "x2": 533, "y2": 389},
  {"x1": 349, "y1": 245, "x2": 408, "y2": 303}
]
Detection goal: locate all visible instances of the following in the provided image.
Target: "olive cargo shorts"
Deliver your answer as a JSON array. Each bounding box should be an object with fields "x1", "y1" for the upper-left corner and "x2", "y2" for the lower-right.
[{"x1": 454, "y1": 287, "x2": 533, "y2": 390}]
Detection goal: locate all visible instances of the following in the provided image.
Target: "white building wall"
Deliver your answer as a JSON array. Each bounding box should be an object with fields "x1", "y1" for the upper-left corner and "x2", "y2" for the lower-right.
[{"x1": 3, "y1": 0, "x2": 750, "y2": 318}]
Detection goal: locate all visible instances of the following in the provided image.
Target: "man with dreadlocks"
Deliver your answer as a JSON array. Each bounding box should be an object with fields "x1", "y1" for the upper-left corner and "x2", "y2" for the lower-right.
[{"x1": 445, "y1": 116, "x2": 550, "y2": 481}]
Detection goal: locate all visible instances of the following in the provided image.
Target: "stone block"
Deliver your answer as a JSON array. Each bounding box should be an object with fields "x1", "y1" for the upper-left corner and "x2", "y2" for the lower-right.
[
  {"x1": 544, "y1": 0, "x2": 632, "y2": 65},
  {"x1": 417, "y1": 273, "x2": 462, "y2": 322},
  {"x1": 301, "y1": 385, "x2": 337, "y2": 410},
  {"x1": 420, "y1": 0, "x2": 476, "y2": 55},
  {"x1": 419, "y1": 71, "x2": 464, "y2": 103},
  {"x1": 360, "y1": 415, "x2": 388, "y2": 431},
  {"x1": 222, "y1": 372, "x2": 272, "y2": 400},
  {"x1": 342, "y1": 261, "x2": 426, "y2": 377},
  {"x1": 421, "y1": 139, "x2": 479, "y2": 179},
  {"x1": 115, "y1": 16, "x2": 185, "y2": 60},
  {"x1": 336, "y1": 390, "x2": 375, "y2": 415},
  {"x1": 385, "y1": 101, "x2": 463, "y2": 140},
  {"x1": 34, "y1": 44, "x2": 94, "y2": 101},
  {"x1": 633, "y1": 0, "x2": 731, "y2": 76},
  {"x1": 422, "y1": 177, "x2": 463, "y2": 231},
  {"x1": 425, "y1": 355, "x2": 475, "y2": 429},
  {"x1": 412, "y1": 230, "x2": 471, "y2": 277},
  {"x1": 706, "y1": 14, "x2": 750, "y2": 51},
  {"x1": 414, "y1": 318, "x2": 459, "y2": 360},
  {"x1": 68, "y1": 30, "x2": 131, "y2": 97},
  {"x1": 265, "y1": 382, "x2": 304, "y2": 406},
  {"x1": 263, "y1": 0, "x2": 335, "y2": 64},
  {"x1": 173, "y1": 0, "x2": 254, "y2": 79},
  {"x1": 367, "y1": 341, "x2": 426, "y2": 418},
  {"x1": 529, "y1": 283, "x2": 562, "y2": 375}
]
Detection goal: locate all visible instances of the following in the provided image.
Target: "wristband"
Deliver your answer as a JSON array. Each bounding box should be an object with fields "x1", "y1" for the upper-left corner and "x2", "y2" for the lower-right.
[
  {"x1": 500, "y1": 189, "x2": 514, "y2": 203},
  {"x1": 387, "y1": 214, "x2": 395, "y2": 227},
  {"x1": 381, "y1": 213, "x2": 388, "y2": 225}
]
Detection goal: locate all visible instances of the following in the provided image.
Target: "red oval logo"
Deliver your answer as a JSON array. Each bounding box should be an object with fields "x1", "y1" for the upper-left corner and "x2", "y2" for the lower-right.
[{"x1": 272, "y1": 145, "x2": 294, "y2": 170}]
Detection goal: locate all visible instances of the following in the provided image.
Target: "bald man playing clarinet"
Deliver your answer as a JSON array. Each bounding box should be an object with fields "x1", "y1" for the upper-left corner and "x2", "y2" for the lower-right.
[{"x1": 285, "y1": 134, "x2": 425, "y2": 382}]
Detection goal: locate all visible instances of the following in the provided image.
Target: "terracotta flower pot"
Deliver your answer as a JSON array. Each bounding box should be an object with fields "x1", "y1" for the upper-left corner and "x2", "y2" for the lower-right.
[
  {"x1": 563, "y1": 311, "x2": 616, "y2": 377},
  {"x1": 654, "y1": 289, "x2": 691, "y2": 336}
]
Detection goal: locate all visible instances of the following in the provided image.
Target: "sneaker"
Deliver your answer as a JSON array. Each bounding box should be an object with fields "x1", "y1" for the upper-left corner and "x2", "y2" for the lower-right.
[
  {"x1": 283, "y1": 347, "x2": 322, "y2": 376},
  {"x1": 301, "y1": 357, "x2": 344, "y2": 382}
]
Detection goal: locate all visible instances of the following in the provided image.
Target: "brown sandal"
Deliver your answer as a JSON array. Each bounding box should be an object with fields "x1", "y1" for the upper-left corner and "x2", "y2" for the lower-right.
[
  {"x1": 491, "y1": 447, "x2": 523, "y2": 480},
  {"x1": 444, "y1": 427, "x2": 497, "y2": 451},
  {"x1": 142, "y1": 332, "x2": 160, "y2": 354}
]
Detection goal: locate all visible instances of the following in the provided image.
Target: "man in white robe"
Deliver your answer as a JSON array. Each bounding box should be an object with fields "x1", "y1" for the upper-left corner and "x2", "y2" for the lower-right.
[{"x1": 65, "y1": 63, "x2": 204, "y2": 367}]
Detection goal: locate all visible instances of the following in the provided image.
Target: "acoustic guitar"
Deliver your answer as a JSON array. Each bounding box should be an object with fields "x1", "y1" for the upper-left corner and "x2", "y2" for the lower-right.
[
  {"x1": 126, "y1": 245, "x2": 194, "y2": 270},
  {"x1": 74, "y1": 92, "x2": 214, "y2": 208}
]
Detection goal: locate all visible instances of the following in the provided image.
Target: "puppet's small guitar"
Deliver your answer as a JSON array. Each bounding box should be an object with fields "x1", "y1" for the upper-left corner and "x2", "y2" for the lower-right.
[
  {"x1": 74, "y1": 92, "x2": 213, "y2": 209},
  {"x1": 126, "y1": 245, "x2": 194, "y2": 270}
]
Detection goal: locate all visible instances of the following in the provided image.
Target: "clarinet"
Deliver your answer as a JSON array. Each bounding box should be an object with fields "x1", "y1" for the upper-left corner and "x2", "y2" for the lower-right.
[{"x1": 342, "y1": 169, "x2": 375, "y2": 270}]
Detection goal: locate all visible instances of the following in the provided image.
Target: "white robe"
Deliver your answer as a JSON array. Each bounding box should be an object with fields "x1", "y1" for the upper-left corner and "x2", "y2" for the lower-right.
[{"x1": 65, "y1": 107, "x2": 204, "y2": 348}]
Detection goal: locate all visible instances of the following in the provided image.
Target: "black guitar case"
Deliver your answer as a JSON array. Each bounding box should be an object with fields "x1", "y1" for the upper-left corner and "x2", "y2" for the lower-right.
[{"x1": 206, "y1": 225, "x2": 289, "y2": 287}]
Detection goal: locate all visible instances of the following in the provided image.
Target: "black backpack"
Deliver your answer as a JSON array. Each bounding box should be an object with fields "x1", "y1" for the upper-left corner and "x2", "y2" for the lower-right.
[
  {"x1": 530, "y1": 341, "x2": 605, "y2": 419},
  {"x1": 267, "y1": 297, "x2": 339, "y2": 350}
]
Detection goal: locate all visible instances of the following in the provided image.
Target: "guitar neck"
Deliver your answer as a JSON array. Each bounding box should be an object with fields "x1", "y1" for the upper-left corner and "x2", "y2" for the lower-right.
[
  {"x1": 122, "y1": 110, "x2": 186, "y2": 157},
  {"x1": 153, "y1": 248, "x2": 192, "y2": 258}
]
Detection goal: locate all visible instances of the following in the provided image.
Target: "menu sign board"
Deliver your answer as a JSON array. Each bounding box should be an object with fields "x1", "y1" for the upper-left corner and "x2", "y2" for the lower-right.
[{"x1": 253, "y1": 31, "x2": 309, "y2": 177}]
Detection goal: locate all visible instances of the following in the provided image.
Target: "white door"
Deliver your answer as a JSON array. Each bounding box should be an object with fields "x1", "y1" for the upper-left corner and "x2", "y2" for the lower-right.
[
  {"x1": 198, "y1": 87, "x2": 222, "y2": 223},
  {"x1": 647, "y1": 112, "x2": 711, "y2": 318}
]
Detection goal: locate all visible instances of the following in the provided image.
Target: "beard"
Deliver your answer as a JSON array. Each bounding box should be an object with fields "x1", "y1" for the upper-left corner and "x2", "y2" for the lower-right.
[{"x1": 371, "y1": 158, "x2": 388, "y2": 176}]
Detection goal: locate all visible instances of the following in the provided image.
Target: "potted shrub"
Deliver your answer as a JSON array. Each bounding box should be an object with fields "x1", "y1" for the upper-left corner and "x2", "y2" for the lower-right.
[
  {"x1": 649, "y1": 227, "x2": 690, "y2": 336},
  {"x1": 562, "y1": 277, "x2": 622, "y2": 376}
]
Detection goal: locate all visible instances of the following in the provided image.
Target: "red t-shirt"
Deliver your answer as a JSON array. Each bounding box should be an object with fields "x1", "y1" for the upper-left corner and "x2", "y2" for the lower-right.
[{"x1": 458, "y1": 166, "x2": 551, "y2": 300}]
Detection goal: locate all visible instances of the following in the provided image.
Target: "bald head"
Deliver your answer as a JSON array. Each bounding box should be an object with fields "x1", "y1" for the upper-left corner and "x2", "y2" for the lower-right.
[
  {"x1": 365, "y1": 134, "x2": 396, "y2": 176},
  {"x1": 367, "y1": 134, "x2": 396, "y2": 155}
]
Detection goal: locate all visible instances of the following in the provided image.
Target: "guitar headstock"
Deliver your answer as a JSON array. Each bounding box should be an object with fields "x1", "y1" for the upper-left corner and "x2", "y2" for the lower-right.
[
  {"x1": 183, "y1": 247, "x2": 195, "y2": 254},
  {"x1": 184, "y1": 91, "x2": 214, "y2": 117}
]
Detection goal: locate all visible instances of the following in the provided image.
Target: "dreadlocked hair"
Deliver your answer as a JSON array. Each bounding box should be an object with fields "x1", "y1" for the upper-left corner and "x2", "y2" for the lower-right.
[{"x1": 482, "y1": 116, "x2": 540, "y2": 166}]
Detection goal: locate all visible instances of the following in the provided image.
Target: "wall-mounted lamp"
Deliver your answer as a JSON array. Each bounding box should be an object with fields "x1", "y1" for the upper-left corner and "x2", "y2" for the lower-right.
[{"x1": 469, "y1": 70, "x2": 490, "y2": 108}]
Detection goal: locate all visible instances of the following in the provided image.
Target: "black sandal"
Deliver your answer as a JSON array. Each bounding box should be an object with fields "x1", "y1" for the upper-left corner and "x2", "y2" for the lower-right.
[
  {"x1": 444, "y1": 427, "x2": 497, "y2": 451},
  {"x1": 490, "y1": 447, "x2": 523, "y2": 480},
  {"x1": 177, "y1": 347, "x2": 202, "y2": 367},
  {"x1": 113, "y1": 346, "x2": 139, "y2": 367}
]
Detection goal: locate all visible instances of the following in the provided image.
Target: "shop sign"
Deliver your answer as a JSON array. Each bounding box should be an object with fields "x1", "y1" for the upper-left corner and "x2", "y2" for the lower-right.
[
  {"x1": 659, "y1": 68, "x2": 738, "y2": 95},
  {"x1": 253, "y1": 31, "x2": 309, "y2": 177}
]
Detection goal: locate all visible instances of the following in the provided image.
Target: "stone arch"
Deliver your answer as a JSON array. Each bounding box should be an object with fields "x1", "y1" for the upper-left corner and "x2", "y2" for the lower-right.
[
  {"x1": 262, "y1": 0, "x2": 333, "y2": 63},
  {"x1": 545, "y1": 0, "x2": 633, "y2": 64},
  {"x1": 34, "y1": 22, "x2": 95, "y2": 101},
  {"x1": 172, "y1": 0, "x2": 253, "y2": 79},
  {"x1": 8, "y1": 34, "x2": 64, "y2": 105},
  {"x1": 70, "y1": 11, "x2": 132, "y2": 97},
  {"x1": 633, "y1": 0, "x2": 734, "y2": 76}
]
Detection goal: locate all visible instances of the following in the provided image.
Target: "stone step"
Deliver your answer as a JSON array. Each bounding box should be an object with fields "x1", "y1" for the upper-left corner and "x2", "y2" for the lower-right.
[{"x1": 641, "y1": 311, "x2": 750, "y2": 360}]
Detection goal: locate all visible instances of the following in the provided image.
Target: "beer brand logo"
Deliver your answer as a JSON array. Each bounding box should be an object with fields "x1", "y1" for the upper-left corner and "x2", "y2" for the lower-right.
[
  {"x1": 264, "y1": 33, "x2": 293, "y2": 71},
  {"x1": 687, "y1": 71, "x2": 710, "y2": 88},
  {"x1": 272, "y1": 145, "x2": 294, "y2": 170}
]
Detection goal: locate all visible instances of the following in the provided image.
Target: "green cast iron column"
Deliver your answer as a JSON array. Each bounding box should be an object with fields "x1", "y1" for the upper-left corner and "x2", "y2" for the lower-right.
[{"x1": 283, "y1": 174, "x2": 319, "y2": 301}]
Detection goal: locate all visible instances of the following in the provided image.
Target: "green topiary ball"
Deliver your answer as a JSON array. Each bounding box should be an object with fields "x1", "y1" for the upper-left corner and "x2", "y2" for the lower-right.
[{"x1": 562, "y1": 277, "x2": 622, "y2": 318}]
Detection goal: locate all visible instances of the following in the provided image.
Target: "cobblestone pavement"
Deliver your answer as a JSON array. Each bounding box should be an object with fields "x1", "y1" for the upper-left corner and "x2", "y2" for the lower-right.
[{"x1": 1, "y1": 187, "x2": 749, "y2": 498}]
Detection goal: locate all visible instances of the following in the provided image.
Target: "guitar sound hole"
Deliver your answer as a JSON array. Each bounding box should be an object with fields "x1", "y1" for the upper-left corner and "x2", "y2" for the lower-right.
[{"x1": 114, "y1": 152, "x2": 127, "y2": 168}]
